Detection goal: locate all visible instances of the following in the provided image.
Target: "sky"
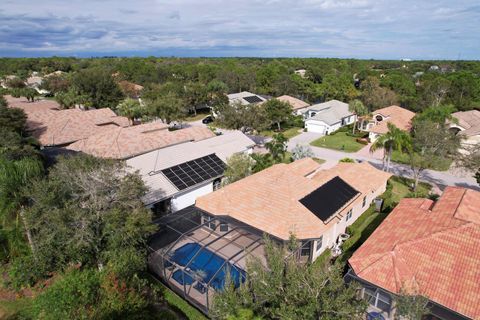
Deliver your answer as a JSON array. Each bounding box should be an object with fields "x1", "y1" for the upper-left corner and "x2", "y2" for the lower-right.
[{"x1": 1, "y1": 0, "x2": 479, "y2": 59}]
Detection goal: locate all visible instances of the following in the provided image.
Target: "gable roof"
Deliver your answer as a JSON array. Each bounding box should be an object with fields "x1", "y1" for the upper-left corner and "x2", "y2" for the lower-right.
[
  {"x1": 369, "y1": 105, "x2": 415, "y2": 134},
  {"x1": 452, "y1": 110, "x2": 480, "y2": 137},
  {"x1": 126, "y1": 131, "x2": 255, "y2": 205},
  {"x1": 196, "y1": 159, "x2": 391, "y2": 240},
  {"x1": 276, "y1": 95, "x2": 309, "y2": 110},
  {"x1": 67, "y1": 124, "x2": 215, "y2": 160},
  {"x1": 305, "y1": 100, "x2": 354, "y2": 125},
  {"x1": 349, "y1": 187, "x2": 480, "y2": 320}
]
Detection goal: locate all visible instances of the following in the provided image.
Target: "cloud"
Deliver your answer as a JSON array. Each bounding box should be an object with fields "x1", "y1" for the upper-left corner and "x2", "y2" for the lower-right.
[{"x1": 0, "y1": 0, "x2": 479, "y2": 59}]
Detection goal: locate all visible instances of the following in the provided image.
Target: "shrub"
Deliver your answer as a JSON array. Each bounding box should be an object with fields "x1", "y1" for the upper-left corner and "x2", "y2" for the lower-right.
[{"x1": 340, "y1": 157, "x2": 355, "y2": 163}]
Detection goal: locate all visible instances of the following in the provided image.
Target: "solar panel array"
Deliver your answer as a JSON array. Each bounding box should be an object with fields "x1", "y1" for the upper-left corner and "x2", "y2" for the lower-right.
[
  {"x1": 243, "y1": 95, "x2": 264, "y2": 104},
  {"x1": 299, "y1": 176, "x2": 359, "y2": 222},
  {"x1": 161, "y1": 154, "x2": 226, "y2": 191}
]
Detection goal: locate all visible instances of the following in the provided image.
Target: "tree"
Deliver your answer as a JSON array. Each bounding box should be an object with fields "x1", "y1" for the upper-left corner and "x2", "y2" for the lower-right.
[
  {"x1": 117, "y1": 98, "x2": 144, "y2": 125},
  {"x1": 5, "y1": 77, "x2": 25, "y2": 89},
  {"x1": 145, "y1": 92, "x2": 187, "y2": 124},
  {"x1": 408, "y1": 120, "x2": 461, "y2": 190},
  {"x1": 370, "y1": 123, "x2": 410, "y2": 172},
  {"x1": 214, "y1": 102, "x2": 269, "y2": 133},
  {"x1": 415, "y1": 104, "x2": 455, "y2": 124},
  {"x1": 360, "y1": 76, "x2": 398, "y2": 111},
  {"x1": 72, "y1": 68, "x2": 124, "y2": 109},
  {"x1": 291, "y1": 144, "x2": 314, "y2": 160},
  {"x1": 39, "y1": 74, "x2": 70, "y2": 94},
  {"x1": 211, "y1": 236, "x2": 367, "y2": 320},
  {"x1": 0, "y1": 102, "x2": 28, "y2": 135},
  {"x1": 222, "y1": 153, "x2": 255, "y2": 185},
  {"x1": 456, "y1": 144, "x2": 480, "y2": 185},
  {"x1": 20, "y1": 87, "x2": 38, "y2": 102},
  {"x1": 348, "y1": 99, "x2": 368, "y2": 134},
  {"x1": 265, "y1": 133, "x2": 288, "y2": 163},
  {"x1": 23, "y1": 155, "x2": 154, "y2": 280},
  {"x1": 263, "y1": 98, "x2": 293, "y2": 131},
  {"x1": 55, "y1": 88, "x2": 89, "y2": 109},
  {"x1": 395, "y1": 289, "x2": 431, "y2": 320},
  {"x1": 418, "y1": 75, "x2": 450, "y2": 109}
]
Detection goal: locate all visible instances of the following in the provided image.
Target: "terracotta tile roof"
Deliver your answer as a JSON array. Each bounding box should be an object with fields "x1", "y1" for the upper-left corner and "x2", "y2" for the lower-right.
[
  {"x1": 369, "y1": 105, "x2": 416, "y2": 134},
  {"x1": 452, "y1": 110, "x2": 480, "y2": 137},
  {"x1": 349, "y1": 187, "x2": 480, "y2": 319},
  {"x1": 196, "y1": 159, "x2": 391, "y2": 240},
  {"x1": 67, "y1": 124, "x2": 215, "y2": 159},
  {"x1": 276, "y1": 95, "x2": 309, "y2": 110}
]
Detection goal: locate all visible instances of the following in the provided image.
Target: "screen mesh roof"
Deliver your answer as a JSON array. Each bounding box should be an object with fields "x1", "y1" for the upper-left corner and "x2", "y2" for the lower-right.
[
  {"x1": 161, "y1": 153, "x2": 225, "y2": 191},
  {"x1": 243, "y1": 95, "x2": 264, "y2": 104},
  {"x1": 299, "y1": 176, "x2": 359, "y2": 222}
]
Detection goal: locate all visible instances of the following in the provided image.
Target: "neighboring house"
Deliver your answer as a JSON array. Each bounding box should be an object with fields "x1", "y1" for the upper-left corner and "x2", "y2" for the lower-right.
[
  {"x1": 303, "y1": 100, "x2": 356, "y2": 135},
  {"x1": 118, "y1": 80, "x2": 144, "y2": 99},
  {"x1": 25, "y1": 75, "x2": 49, "y2": 95},
  {"x1": 276, "y1": 95, "x2": 310, "y2": 115},
  {"x1": 450, "y1": 110, "x2": 480, "y2": 152},
  {"x1": 6, "y1": 95, "x2": 130, "y2": 147},
  {"x1": 294, "y1": 69, "x2": 307, "y2": 78},
  {"x1": 358, "y1": 105, "x2": 415, "y2": 142},
  {"x1": 227, "y1": 91, "x2": 267, "y2": 105},
  {"x1": 196, "y1": 159, "x2": 391, "y2": 263},
  {"x1": 67, "y1": 124, "x2": 214, "y2": 159},
  {"x1": 127, "y1": 131, "x2": 255, "y2": 215},
  {"x1": 347, "y1": 187, "x2": 480, "y2": 320},
  {"x1": 147, "y1": 159, "x2": 390, "y2": 314}
]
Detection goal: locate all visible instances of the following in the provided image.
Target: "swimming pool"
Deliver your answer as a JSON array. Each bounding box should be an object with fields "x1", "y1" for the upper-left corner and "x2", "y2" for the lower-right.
[{"x1": 169, "y1": 242, "x2": 246, "y2": 290}]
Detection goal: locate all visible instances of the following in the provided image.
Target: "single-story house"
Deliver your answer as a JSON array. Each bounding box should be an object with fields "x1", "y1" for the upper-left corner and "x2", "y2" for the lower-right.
[
  {"x1": 294, "y1": 69, "x2": 307, "y2": 78},
  {"x1": 450, "y1": 110, "x2": 480, "y2": 152},
  {"x1": 358, "y1": 105, "x2": 415, "y2": 142},
  {"x1": 303, "y1": 100, "x2": 356, "y2": 135},
  {"x1": 227, "y1": 91, "x2": 267, "y2": 105},
  {"x1": 347, "y1": 187, "x2": 480, "y2": 320},
  {"x1": 146, "y1": 158, "x2": 390, "y2": 313},
  {"x1": 127, "y1": 130, "x2": 255, "y2": 215},
  {"x1": 276, "y1": 95, "x2": 310, "y2": 115},
  {"x1": 196, "y1": 158, "x2": 392, "y2": 263}
]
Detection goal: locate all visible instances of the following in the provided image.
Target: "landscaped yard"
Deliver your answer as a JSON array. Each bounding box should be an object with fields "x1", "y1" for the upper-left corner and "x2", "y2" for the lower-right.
[
  {"x1": 310, "y1": 132, "x2": 365, "y2": 153},
  {"x1": 184, "y1": 111, "x2": 211, "y2": 122},
  {"x1": 391, "y1": 150, "x2": 452, "y2": 171},
  {"x1": 312, "y1": 175, "x2": 432, "y2": 268},
  {"x1": 260, "y1": 126, "x2": 303, "y2": 139}
]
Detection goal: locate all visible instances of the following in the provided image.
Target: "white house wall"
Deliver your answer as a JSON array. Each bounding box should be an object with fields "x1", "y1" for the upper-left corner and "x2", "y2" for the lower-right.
[{"x1": 171, "y1": 182, "x2": 214, "y2": 212}]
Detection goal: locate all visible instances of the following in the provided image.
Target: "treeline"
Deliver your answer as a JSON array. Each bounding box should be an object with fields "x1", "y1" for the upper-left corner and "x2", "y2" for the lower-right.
[{"x1": 1, "y1": 57, "x2": 480, "y2": 112}]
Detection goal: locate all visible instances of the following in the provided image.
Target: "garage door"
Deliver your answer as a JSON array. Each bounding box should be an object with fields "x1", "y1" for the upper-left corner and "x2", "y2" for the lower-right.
[{"x1": 306, "y1": 121, "x2": 326, "y2": 134}]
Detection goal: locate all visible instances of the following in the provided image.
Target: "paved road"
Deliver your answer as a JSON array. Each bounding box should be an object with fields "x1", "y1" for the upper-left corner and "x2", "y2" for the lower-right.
[{"x1": 288, "y1": 132, "x2": 479, "y2": 192}]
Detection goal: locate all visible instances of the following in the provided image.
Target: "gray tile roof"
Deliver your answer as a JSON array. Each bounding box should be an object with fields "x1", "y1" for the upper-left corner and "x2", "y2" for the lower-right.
[{"x1": 306, "y1": 100, "x2": 353, "y2": 125}]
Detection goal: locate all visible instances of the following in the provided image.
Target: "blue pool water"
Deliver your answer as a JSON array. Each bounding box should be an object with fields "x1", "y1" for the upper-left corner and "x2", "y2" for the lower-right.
[{"x1": 169, "y1": 242, "x2": 246, "y2": 290}]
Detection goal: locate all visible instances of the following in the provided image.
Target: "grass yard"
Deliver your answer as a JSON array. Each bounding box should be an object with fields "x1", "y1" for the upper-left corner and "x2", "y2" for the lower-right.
[
  {"x1": 184, "y1": 111, "x2": 211, "y2": 122},
  {"x1": 310, "y1": 132, "x2": 365, "y2": 153},
  {"x1": 260, "y1": 126, "x2": 303, "y2": 139},
  {"x1": 391, "y1": 150, "x2": 452, "y2": 171}
]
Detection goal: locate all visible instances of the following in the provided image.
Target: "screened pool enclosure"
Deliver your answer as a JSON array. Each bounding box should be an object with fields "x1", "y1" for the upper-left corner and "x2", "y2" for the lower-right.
[{"x1": 147, "y1": 206, "x2": 266, "y2": 313}]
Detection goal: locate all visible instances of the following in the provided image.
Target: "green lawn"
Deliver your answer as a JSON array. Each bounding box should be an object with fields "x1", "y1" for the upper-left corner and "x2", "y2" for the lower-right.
[
  {"x1": 261, "y1": 126, "x2": 303, "y2": 139},
  {"x1": 310, "y1": 132, "x2": 365, "y2": 153},
  {"x1": 391, "y1": 150, "x2": 452, "y2": 171},
  {"x1": 185, "y1": 111, "x2": 211, "y2": 122}
]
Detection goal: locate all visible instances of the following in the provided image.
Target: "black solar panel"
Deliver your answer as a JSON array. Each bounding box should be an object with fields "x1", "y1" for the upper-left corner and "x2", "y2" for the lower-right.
[
  {"x1": 243, "y1": 95, "x2": 263, "y2": 104},
  {"x1": 161, "y1": 154, "x2": 226, "y2": 191},
  {"x1": 299, "y1": 176, "x2": 359, "y2": 222}
]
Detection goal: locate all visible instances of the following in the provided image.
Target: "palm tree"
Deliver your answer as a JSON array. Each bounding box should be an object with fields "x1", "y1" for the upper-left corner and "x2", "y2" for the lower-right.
[
  {"x1": 348, "y1": 99, "x2": 368, "y2": 135},
  {"x1": 370, "y1": 123, "x2": 411, "y2": 172},
  {"x1": 0, "y1": 157, "x2": 43, "y2": 257},
  {"x1": 117, "y1": 98, "x2": 143, "y2": 125}
]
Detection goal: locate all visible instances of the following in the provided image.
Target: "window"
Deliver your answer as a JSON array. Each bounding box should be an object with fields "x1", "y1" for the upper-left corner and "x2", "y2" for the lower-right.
[
  {"x1": 204, "y1": 215, "x2": 216, "y2": 230},
  {"x1": 300, "y1": 241, "x2": 311, "y2": 257},
  {"x1": 362, "y1": 196, "x2": 367, "y2": 208},
  {"x1": 219, "y1": 223, "x2": 229, "y2": 232},
  {"x1": 316, "y1": 236, "x2": 323, "y2": 253},
  {"x1": 346, "y1": 209, "x2": 353, "y2": 221},
  {"x1": 363, "y1": 287, "x2": 392, "y2": 313},
  {"x1": 376, "y1": 115, "x2": 383, "y2": 122},
  {"x1": 310, "y1": 112, "x2": 316, "y2": 117}
]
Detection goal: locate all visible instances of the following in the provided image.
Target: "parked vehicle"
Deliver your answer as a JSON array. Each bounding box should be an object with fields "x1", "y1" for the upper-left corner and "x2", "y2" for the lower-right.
[{"x1": 202, "y1": 115, "x2": 214, "y2": 124}]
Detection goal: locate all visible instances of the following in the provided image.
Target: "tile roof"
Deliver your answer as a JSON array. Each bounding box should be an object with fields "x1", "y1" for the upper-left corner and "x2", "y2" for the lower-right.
[
  {"x1": 127, "y1": 131, "x2": 255, "y2": 204},
  {"x1": 67, "y1": 124, "x2": 215, "y2": 159},
  {"x1": 276, "y1": 95, "x2": 309, "y2": 110},
  {"x1": 349, "y1": 187, "x2": 480, "y2": 320},
  {"x1": 452, "y1": 110, "x2": 480, "y2": 137},
  {"x1": 368, "y1": 105, "x2": 416, "y2": 134},
  {"x1": 196, "y1": 160, "x2": 391, "y2": 240},
  {"x1": 6, "y1": 95, "x2": 130, "y2": 146},
  {"x1": 305, "y1": 100, "x2": 354, "y2": 125}
]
